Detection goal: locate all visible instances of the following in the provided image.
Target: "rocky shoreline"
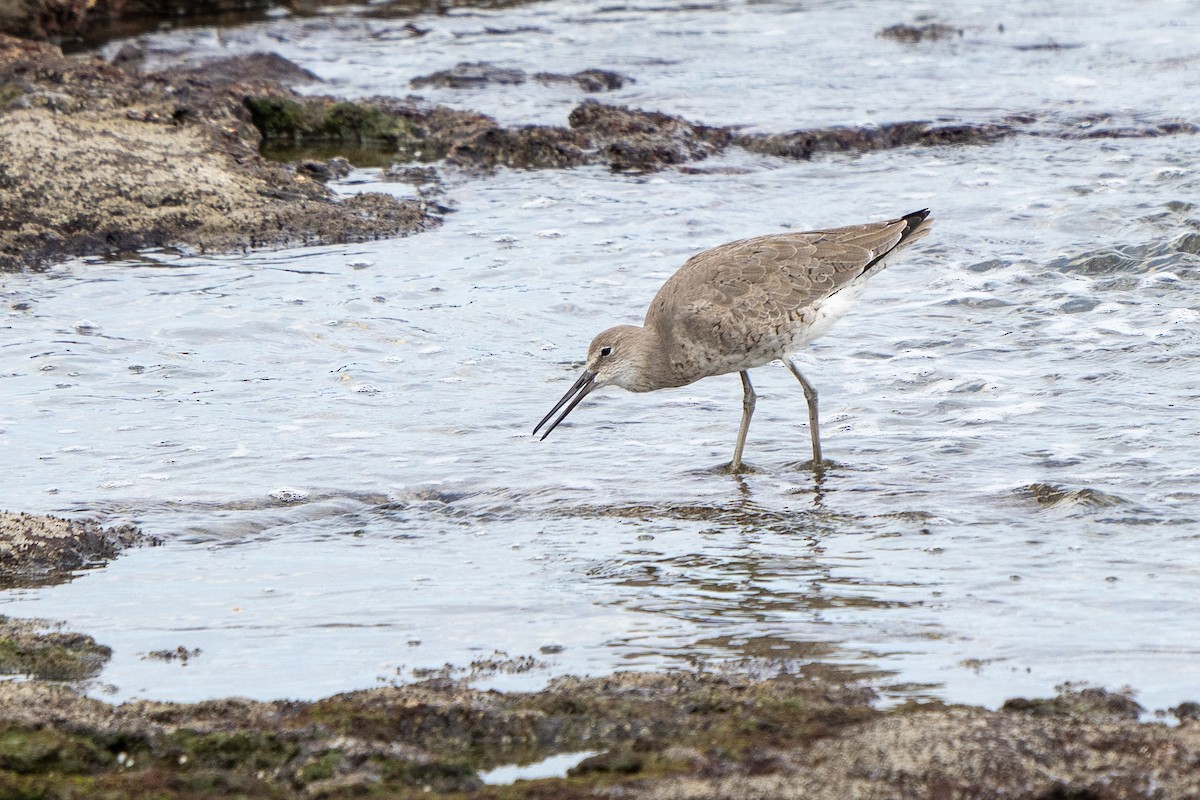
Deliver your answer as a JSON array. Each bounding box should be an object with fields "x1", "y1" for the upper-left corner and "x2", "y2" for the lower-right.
[
  {"x1": 0, "y1": 35, "x2": 437, "y2": 271},
  {"x1": 0, "y1": 509, "x2": 1197, "y2": 798},
  {"x1": 4, "y1": 4, "x2": 1200, "y2": 797},
  {"x1": 6, "y1": 25, "x2": 1194, "y2": 270},
  {"x1": 0, "y1": 640, "x2": 1197, "y2": 798}
]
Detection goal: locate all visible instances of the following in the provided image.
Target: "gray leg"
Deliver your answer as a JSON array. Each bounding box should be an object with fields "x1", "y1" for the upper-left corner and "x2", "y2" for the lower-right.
[
  {"x1": 731, "y1": 371, "x2": 755, "y2": 471},
  {"x1": 785, "y1": 358, "x2": 822, "y2": 466}
]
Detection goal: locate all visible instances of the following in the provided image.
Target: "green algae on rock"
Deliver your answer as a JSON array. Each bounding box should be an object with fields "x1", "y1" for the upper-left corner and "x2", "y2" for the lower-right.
[
  {"x1": 0, "y1": 671, "x2": 875, "y2": 798},
  {"x1": 0, "y1": 672, "x2": 1198, "y2": 798},
  {"x1": 0, "y1": 616, "x2": 112, "y2": 680}
]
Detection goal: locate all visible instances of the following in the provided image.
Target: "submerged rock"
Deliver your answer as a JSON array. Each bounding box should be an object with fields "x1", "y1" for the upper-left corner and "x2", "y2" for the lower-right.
[
  {"x1": 0, "y1": 616, "x2": 112, "y2": 680},
  {"x1": 0, "y1": 510, "x2": 151, "y2": 586},
  {"x1": 534, "y1": 68, "x2": 630, "y2": 92},
  {"x1": 737, "y1": 120, "x2": 1015, "y2": 159},
  {"x1": 363, "y1": 0, "x2": 545, "y2": 19},
  {"x1": 381, "y1": 164, "x2": 442, "y2": 185},
  {"x1": 411, "y1": 61, "x2": 527, "y2": 88},
  {"x1": 296, "y1": 156, "x2": 353, "y2": 182},
  {"x1": 878, "y1": 22, "x2": 964, "y2": 43},
  {"x1": 1018, "y1": 483, "x2": 1127, "y2": 508},
  {"x1": 410, "y1": 62, "x2": 631, "y2": 93}
]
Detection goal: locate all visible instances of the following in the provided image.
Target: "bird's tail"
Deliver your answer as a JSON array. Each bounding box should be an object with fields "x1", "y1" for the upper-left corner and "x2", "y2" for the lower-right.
[
  {"x1": 898, "y1": 208, "x2": 933, "y2": 247},
  {"x1": 858, "y1": 208, "x2": 933, "y2": 278}
]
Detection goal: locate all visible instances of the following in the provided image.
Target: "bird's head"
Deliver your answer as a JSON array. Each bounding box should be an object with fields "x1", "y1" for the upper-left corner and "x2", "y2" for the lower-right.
[
  {"x1": 584, "y1": 325, "x2": 652, "y2": 391},
  {"x1": 533, "y1": 324, "x2": 652, "y2": 440}
]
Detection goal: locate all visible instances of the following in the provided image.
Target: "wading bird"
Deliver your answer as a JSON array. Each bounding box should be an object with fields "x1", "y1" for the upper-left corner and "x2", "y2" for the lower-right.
[{"x1": 534, "y1": 209, "x2": 933, "y2": 471}]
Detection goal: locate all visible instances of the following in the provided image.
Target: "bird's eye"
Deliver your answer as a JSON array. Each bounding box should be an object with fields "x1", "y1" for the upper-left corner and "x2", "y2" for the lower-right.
[{"x1": 600, "y1": 346, "x2": 613, "y2": 357}]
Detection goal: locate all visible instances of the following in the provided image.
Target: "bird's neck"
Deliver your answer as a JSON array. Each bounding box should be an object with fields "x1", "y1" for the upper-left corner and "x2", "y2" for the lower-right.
[{"x1": 624, "y1": 325, "x2": 679, "y2": 392}]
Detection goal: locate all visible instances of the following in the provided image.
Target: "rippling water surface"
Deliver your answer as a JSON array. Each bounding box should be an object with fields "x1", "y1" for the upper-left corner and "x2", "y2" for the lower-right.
[{"x1": 3, "y1": 0, "x2": 1200, "y2": 707}]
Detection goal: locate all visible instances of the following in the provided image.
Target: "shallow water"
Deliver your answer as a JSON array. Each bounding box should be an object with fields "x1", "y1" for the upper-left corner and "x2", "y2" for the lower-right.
[{"x1": 3, "y1": 0, "x2": 1200, "y2": 709}]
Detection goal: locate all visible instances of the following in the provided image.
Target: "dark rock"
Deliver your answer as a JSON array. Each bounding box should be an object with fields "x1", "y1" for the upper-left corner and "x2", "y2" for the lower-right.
[
  {"x1": 443, "y1": 123, "x2": 592, "y2": 170},
  {"x1": 245, "y1": 94, "x2": 416, "y2": 143},
  {"x1": 1012, "y1": 40, "x2": 1084, "y2": 51},
  {"x1": 363, "y1": 0, "x2": 545, "y2": 19},
  {"x1": 1059, "y1": 117, "x2": 1200, "y2": 140},
  {"x1": 381, "y1": 164, "x2": 441, "y2": 185},
  {"x1": 143, "y1": 646, "x2": 202, "y2": 663},
  {"x1": 1172, "y1": 701, "x2": 1200, "y2": 722},
  {"x1": 535, "y1": 68, "x2": 630, "y2": 92},
  {"x1": 297, "y1": 156, "x2": 353, "y2": 182},
  {"x1": 0, "y1": 510, "x2": 153, "y2": 586},
  {"x1": 1002, "y1": 684, "x2": 1144, "y2": 721},
  {"x1": 878, "y1": 23, "x2": 963, "y2": 43},
  {"x1": 568, "y1": 99, "x2": 732, "y2": 172},
  {"x1": 737, "y1": 120, "x2": 1014, "y2": 159},
  {"x1": 569, "y1": 747, "x2": 644, "y2": 776},
  {"x1": 176, "y1": 51, "x2": 322, "y2": 86},
  {"x1": 0, "y1": 0, "x2": 97, "y2": 40},
  {"x1": 109, "y1": 41, "x2": 144, "y2": 68},
  {"x1": 1, "y1": 0, "x2": 281, "y2": 43},
  {"x1": 410, "y1": 61, "x2": 633, "y2": 95},
  {"x1": 410, "y1": 61, "x2": 526, "y2": 89},
  {"x1": 249, "y1": 93, "x2": 593, "y2": 171}
]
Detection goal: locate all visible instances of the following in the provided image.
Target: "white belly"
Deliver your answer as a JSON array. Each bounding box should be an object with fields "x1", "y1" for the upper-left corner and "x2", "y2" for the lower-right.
[{"x1": 786, "y1": 279, "x2": 869, "y2": 351}]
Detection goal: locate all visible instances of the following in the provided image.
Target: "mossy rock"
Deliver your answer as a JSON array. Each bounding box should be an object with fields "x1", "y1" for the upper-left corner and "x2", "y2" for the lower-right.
[
  {"x1": 0, "y1": 725, "x2": 112, "y2": 774},
  {"x1": 0, "y1": 616, "x2": 112, "y2": 681},
  {"x1": 163, "y1": 730, "x2": 300, "y2": 773},
  {"x1": 378, "y1": 757, "x2": 479, "y2": 792},
  {"x1": 245, "y1": 96, "x2": 417, "y2": 145},
  {"x1": 244, "y1": 96, "x2": 318, "y2": 139}
]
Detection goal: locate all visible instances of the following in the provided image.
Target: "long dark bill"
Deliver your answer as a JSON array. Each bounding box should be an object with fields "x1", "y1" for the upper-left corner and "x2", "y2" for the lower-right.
[{"x1": 533, "y1": 370, "x2": 597, "y2": 440}]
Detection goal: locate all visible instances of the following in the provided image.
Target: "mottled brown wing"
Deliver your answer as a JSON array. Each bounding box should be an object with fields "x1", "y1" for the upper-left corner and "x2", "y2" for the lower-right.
[{"x1": 644, "y1": 216, "x2": 913, "y2": 347}]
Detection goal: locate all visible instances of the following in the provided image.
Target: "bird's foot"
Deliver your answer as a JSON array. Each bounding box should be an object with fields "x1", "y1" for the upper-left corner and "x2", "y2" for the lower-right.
[
  {"x1": 718, "y1": 460, "x2": 764, "y2": 475},
  {"x1": 781, "y1": 458, "x2": 834, "y2": 474}
]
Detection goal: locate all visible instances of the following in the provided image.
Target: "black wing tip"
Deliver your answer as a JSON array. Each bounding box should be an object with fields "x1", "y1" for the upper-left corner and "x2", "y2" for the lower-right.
[{"x1": 900, "y1": 208, "x2": 932, "y2": 232}]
